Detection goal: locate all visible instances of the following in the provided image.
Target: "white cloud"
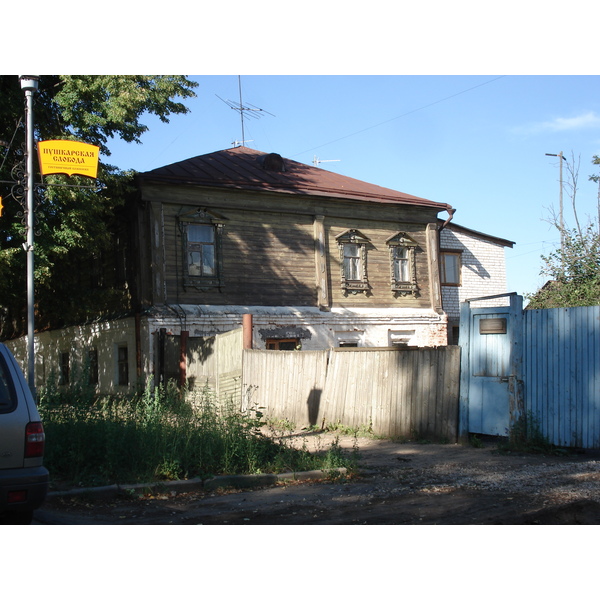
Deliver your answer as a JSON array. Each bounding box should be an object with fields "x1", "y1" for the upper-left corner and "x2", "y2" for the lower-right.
[{"x1": 513, "y1": 111, "x2": 600, "y2": 135}]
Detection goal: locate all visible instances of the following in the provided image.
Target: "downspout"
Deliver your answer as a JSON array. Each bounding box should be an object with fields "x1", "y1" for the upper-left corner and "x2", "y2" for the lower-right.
[{"x1": 438, "y1": 206, "x2": 456, "y2": 232}]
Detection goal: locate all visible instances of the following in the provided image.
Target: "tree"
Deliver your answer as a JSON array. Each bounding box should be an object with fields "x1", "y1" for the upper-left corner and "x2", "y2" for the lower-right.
[
  {"x1": 0, "y1": 76, "x2": 198, "y2": 338},
  {"x1": 527, "y1": 154, "x2": 600, "y2": 309}
]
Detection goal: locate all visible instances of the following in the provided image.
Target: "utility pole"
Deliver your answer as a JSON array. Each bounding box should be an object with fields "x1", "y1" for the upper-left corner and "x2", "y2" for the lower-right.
[
  {"x1": 19, "y1": 75, "x2": 39, "y2": 396},
  {"x1": 546, "y1": 151, "x2": 567, "y2": 255}
]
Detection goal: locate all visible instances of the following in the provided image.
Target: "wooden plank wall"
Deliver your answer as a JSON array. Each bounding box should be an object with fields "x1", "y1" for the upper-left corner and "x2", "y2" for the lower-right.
[
  {"x1": 524, "y1": 305, "x2": 600, "y2": 448},
  {"x1": 242, "y1": 350, "x2": 329, "y2": 426},
  {"x1": 241, "y1": 346, "x2": 460, "y2": 441},
  {"x1": 186, "y1": 329, "x2": 243, "y2": 407}
]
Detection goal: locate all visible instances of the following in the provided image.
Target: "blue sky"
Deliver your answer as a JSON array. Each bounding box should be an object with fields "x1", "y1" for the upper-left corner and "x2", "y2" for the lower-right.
[{"x1": 105, "y1": 74, "x2": 600, "y2": 298}]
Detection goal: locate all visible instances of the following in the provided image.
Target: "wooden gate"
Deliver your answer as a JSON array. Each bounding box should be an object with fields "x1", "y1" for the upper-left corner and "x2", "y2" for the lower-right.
[{"x1": 459, "y1": 293, "x2": 524, "y2": 438}]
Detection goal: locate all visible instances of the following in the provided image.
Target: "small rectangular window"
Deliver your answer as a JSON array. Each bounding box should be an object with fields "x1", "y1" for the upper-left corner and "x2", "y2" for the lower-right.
[
  {"x1": 441, "y1": 252, "x2": 461, "y2": 285},
  {"x1": 117, "y1": 345, "x2": 128, "y2": 386},
  {"x1": 60, "y1": 352, "x2": 70, "y2": 385},
  {"x1": 266, "y1": 339, "x2": 299, "y2": 350},
  {"x1": 88, "y1": 349, "x2": 99, "y2": 385}
]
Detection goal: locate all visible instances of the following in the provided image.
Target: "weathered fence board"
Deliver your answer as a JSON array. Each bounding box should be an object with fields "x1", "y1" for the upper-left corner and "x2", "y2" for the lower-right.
[
  {"x1": 242, "y1": 350, "x2": 329, "y2": 426},
  {"x1": 241, "y1": 346, "x2": 460, "y2": 440}
]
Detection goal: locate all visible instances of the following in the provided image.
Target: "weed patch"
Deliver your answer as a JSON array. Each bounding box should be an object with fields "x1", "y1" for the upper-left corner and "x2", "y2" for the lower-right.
[{"x1": 39, "y1": 379, "x2": 357, "y2": 488}]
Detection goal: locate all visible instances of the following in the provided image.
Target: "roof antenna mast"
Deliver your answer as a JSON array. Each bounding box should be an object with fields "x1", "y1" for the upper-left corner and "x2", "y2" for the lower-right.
[{"x1": 216, "y1": 76, "x2": 275, "y2": 147}]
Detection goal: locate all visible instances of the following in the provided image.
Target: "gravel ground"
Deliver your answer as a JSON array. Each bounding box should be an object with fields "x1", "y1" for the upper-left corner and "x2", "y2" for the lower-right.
[{"x1": 34, "y1": 430, "x2": 600, "y2": 525}]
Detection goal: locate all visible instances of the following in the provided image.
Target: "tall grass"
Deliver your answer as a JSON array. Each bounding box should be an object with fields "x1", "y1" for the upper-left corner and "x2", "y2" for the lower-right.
[{"x1": 38, "y1": 378, "x2": 354, "y2": 488}]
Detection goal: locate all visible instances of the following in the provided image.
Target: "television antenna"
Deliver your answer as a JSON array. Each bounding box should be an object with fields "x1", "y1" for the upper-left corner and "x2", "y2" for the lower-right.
[
  {"x1": 217, "y1": 76, "x2": 274, "y2": 147},
  {"x1": 313, "y1": 155, "x2": 341, "y2": 167}
]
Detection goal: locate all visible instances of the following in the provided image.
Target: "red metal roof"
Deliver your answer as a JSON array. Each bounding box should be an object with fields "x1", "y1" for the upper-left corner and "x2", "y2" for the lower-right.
[{"x1": 138, "y1": 146, "x2": 453, "y2": 212}]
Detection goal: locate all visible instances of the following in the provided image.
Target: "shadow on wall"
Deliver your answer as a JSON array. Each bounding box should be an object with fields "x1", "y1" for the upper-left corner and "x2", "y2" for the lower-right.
[{"x1": 442, "y1": 236, "x2": 491, "y2": 313}]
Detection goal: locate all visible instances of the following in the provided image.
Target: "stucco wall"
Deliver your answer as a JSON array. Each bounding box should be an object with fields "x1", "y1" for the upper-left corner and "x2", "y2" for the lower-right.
[{"x1": 5, "y1": 317, "x2": 139, "y2": 395}]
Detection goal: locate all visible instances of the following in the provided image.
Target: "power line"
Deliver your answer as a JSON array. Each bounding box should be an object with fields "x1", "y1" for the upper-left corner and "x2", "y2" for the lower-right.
[{"x1": 291, "y1": 76, "x2": 506, "y2": 158}]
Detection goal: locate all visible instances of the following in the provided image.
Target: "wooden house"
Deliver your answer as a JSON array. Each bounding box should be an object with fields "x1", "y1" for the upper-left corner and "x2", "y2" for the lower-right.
[
  {"x1": 7, "y1": 146, "x2": 514, "y2": 393},
  {"x1": 134, "y1": 146, "x2": 455, "y2": 352}
]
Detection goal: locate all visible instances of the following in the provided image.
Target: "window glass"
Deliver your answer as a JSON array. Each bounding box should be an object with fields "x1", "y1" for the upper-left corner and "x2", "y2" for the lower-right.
[
  {"x1": 0, "y1": 353, "x2": 17, "y2": 413},
  {"x1": 266, "y1": 339, "x2": 299, "y2": 350},
  {"x1": 88, "y1": 349, "x2": 99, "y2": 385},
  {"x1": 117, "y1": 345, "x2": 128, "y2": 386},
  {"x1": 188, "y1": 224, "x2": 214, "y2": 244},
  {"x1": 187, "y1": 224, "x2": 216, "y2": 277},
  {"x1": 442, "y1": 253, "x2": 461, "y2": 285},
  {"x1": 343, "y1": 243, "x2": 361, "y2": 280},
  {"x1": 393, "y1": 247, "x2": 410, "y2": 282},
  {"x1": 60, "y1": 352, "x2": 70, "y2": 385}
]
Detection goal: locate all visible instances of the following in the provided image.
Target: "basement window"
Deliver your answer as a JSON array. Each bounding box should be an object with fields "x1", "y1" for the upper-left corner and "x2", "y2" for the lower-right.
[{"x1": 266, "y1": 338, "x2": 300, "y2": 350}]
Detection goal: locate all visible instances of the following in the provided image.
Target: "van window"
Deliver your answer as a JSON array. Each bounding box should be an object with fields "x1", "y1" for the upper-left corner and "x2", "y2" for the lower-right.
[{"x1": 0, "y1": 353, "x2": 17, "y2": 413}]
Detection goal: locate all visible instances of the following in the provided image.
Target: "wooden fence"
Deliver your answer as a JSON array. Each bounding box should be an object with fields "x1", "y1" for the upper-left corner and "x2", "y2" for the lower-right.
[
  {"x1": 169, "y1": 328, "x2": 460, "y2": 440},
  {"x1": 243, "y1": 345, "x2": 460, "y2": 440}
]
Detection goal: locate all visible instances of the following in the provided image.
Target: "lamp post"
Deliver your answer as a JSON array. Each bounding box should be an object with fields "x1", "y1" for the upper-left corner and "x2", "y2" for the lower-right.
[
  {"x1": 19, "y1": 75, "x2": 39, "y2": 396},
  {"x1": 545, "y1": 151, "x2": 567, "y2": 255}
]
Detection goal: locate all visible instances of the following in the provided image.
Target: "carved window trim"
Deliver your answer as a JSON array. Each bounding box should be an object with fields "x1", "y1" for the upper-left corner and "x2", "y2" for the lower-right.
[
  {"x1": 178, "y1": 207, "x2": 226, "y2": 290},
  {"x1": 335, "y1": 229, "x2": 371, "y2": 294},
  {"x1": 386, "y1": 232, "x2": 419, "y2": 297}
]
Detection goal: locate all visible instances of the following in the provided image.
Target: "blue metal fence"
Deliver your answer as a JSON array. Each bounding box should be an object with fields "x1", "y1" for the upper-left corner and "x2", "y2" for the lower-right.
[{"x1": 524, "y1": 305, "x2": 600, "y2": 448}]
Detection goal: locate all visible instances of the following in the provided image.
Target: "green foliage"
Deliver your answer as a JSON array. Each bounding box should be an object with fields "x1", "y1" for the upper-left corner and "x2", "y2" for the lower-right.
[
  {"x1": 0, "y1": 75, "x2": 198, "y2": 337},
  {"x1": 527, "y1": 224, "x2": 600, "y2": 309},
  {"x1": 38, "y1": 379, "x2": 356, "y2": 488},
  {"x1": 497, "y1": 412, "x2": 564, "y2": 455}
]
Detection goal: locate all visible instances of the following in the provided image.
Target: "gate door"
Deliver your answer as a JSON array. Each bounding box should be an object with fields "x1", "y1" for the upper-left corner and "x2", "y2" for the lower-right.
[{"x1": 459, "y1": 294, "x2": 523, "y2": 437}]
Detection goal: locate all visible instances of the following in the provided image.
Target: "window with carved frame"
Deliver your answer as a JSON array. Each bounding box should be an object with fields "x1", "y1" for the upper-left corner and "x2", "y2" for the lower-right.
[
  {"x1": 335, "y1": 229, "x2": 371, "y2": 294},
  {"x1": 179, "y1": 208, "x2": 226, "y2": 289},
  {"x1": 386, "y1": 232, "x2": 419, "y2": 297}
]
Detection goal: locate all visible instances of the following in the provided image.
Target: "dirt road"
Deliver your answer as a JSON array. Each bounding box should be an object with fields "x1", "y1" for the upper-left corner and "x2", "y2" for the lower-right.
[{"x1": 34, "y1": 430, "x2": 600, "y2": 525}]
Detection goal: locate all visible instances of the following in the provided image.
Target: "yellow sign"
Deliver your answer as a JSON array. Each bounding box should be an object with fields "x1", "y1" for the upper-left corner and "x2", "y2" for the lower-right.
[{"x1": 37, "y1": 140, "x2": 100, "y2": 178}]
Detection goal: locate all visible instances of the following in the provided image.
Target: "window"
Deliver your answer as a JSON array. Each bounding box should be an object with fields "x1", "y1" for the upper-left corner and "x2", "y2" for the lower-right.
[
  {"x1": 389, "y1": 330, "x2": 415, "y2": 346},
  {"x1": 266, "y1": 338, "x2": 299, "y2": 350},
  {"x1": 179, "y1": 207, "x2": 225, "y2": 288},
  {"x1": 60, "y1": 352, "x2": 70, "y2": 385},
  {"x1": 187, "y1": 224, "x2": 216, "y2": 277},
  {"x1": 0, "y1": 353, "x2": 17, "y2": 413},
  {"x1": 88, "y1": 349, "x2": 99, "y2": 386},
  {"x1": 386, "y1": 232, "x2": 418, "y2": 296},
  {"x1": 338, "y1": 341, "x2": 358, "y2": 348},
  {"x1": 441, "y1": 251, "x2": 461, "y2": 285},
  {"x1": 336, "y1": 229, "x2": 371, "y2": 294},
  {"x1": 117, "y1": 345, "x2": 128, "y2": 386}
]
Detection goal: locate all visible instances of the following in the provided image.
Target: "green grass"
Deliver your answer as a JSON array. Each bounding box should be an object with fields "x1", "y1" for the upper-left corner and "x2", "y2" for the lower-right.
[{"x1": 39, "y1": 379, "x2": 356, "y2": 488}]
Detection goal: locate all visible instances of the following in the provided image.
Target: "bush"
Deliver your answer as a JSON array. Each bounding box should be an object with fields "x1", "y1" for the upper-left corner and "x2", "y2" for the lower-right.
[{"x1": 39, "y1": 379, "x2": 355, "y2": 487}]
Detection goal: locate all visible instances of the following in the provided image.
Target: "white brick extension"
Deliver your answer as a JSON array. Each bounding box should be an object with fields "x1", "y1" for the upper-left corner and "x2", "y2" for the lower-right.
[{"x1": 440, "y1": 222, "x2": 514, "y2": 320}]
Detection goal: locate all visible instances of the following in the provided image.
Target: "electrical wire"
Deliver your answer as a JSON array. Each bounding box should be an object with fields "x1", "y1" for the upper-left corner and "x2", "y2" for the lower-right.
[{"x1": 291, "y1": 76, "x2": 506, "y2": 158}]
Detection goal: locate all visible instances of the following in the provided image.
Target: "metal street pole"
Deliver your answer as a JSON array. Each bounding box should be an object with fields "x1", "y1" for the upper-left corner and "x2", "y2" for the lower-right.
[{"x1": 19, "y1": 76, "x2": 39, "y2": 396}]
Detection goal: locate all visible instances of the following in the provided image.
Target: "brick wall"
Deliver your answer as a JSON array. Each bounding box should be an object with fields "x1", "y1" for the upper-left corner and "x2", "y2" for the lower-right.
[{"x1": 440, "y1": 225, "x2": 510, "y2": 320}]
